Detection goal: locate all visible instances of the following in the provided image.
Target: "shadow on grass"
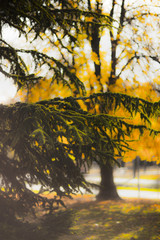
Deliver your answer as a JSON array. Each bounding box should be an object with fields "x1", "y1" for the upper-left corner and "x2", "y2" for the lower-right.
[{"x1": 0, "y1": 208, "x2": 74, "y2": 240}]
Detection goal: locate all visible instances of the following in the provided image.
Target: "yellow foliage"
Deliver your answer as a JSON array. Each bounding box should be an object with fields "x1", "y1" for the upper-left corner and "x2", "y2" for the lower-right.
[
  {"x1": 42, "y1": 47, "x2": 51, "y2": 53},
  {"x1": 35, "y1": 141, "x2": 39, "y2": 147},
  {"x1": 58, "y1": 136, "x2": 68, "y2": 144},
  {"x1": 18, "y1": 77, "x2": 72, "y2": 103},
  {"x1": 106, "y1": 79, "x2": 160, "y2": 163},
  {"x1": 17, "y1": 11, "x2": 160, "y2": 165},
  {"x1": 68, "y1": 153, "x2": 76, "y2": 163},
  {"x1": 46, "y1": 169, "x2": 50, "y2": 174},
  {"x1": 109, "y1": 78, "x2": 124, "y2": 93},
  {"x1": 91, "y1": 52, "x2": 100, "y2": 65}
]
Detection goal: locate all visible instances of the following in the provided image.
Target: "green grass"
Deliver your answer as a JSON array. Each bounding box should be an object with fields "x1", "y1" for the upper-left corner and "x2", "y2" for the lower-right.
[{"x1": 1, "y1": 197, "x2": 160, "y2": 240}]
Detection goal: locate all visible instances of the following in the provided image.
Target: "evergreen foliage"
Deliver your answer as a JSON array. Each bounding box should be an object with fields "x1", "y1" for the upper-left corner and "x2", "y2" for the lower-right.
[
  {"x1": 0, "y1": 0, "x2": 160, "y2": 214},
  {"x1": 1, "y1": 92, "x2": 160, "y2": 213}
]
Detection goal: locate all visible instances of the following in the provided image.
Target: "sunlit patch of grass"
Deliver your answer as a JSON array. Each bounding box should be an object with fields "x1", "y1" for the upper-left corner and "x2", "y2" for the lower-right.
[
  {"x1": 142, "y1": 203, "x2": 160, "y2": 214},
  {"x1": 121, "y1": 203, "x2": 142, "y2": 214},
  {"x1": 152, "y1": 235, "x2": 160, "y2": 240},
  {"x1": 139, "y1": 174, "x2": 160, "y2": 180},
  {"x1": 84, "y1": 236, "x2": 99, "y2": 240},
  {"x1": 113, "y1": 231, "x2": 138, "y2": 240},
  {"x1": 117, "y1": 186, "x2": 160, "y2": 191},
  {"x1": 116, "y1": 174, "x2": 160, "y2": 180}
]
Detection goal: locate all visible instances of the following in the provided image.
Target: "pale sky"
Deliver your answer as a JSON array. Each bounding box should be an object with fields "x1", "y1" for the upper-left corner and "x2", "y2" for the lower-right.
[
  {"x1": 0, "y1": 27, "x2": 23, "y2": 104},
  {"x1": 0, "y1": 74, "x2": 17, "y2": 104}
]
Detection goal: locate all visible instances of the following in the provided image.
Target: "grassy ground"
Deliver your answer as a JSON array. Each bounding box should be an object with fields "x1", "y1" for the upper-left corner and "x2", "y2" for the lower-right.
[{"x1": 1, "y1": 195, "x2": 160, "y2": 240}]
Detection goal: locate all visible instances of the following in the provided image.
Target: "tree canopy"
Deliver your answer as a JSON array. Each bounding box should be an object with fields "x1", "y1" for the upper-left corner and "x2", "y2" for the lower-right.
[
  {"x1": 1, "y1": 0, "x2": 160, "y2": 214},
  {"x1": 0, "y1": 0, "x2": 112, "y2": 92}
]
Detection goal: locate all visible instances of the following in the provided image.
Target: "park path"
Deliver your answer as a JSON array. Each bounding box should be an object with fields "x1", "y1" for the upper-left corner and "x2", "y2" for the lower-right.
[{"x1": 84, "y1": 163, "x2": 160, "y2": 200}]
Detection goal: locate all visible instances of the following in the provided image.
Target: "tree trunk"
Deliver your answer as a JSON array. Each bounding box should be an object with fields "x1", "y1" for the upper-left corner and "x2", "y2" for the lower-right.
[
  {"x1": 87, "y1": 0, "x2": 121, "y2": 201},
  {"x1": 96, "y1": 162, "x2": 121, "y2": 200}
]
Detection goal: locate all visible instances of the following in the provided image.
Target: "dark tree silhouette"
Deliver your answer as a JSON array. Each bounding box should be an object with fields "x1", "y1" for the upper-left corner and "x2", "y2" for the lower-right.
[{"x1": 0, "y1": 0, "x2": 160, "y2": 216}]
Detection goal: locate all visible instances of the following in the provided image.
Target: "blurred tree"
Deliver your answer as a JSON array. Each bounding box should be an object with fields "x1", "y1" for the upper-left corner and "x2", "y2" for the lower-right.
[
  {"x1": 18, "y1": 0, "x2": 160, "y2": 201},
  {"x1": 65, "y1": 0, "x2": 160, "y2": 200},
  {"x1": 1, "y1": 0, "x2": 160, "y2": 218},
  {"x1": 86, "y1": 0, "x2": 160, "y2": 200}
]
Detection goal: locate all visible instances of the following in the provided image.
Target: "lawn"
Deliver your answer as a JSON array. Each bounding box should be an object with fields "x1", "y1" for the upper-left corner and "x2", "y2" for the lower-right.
[{"x1": 1, "y1": 195, "x2": 160, "y2": 240}]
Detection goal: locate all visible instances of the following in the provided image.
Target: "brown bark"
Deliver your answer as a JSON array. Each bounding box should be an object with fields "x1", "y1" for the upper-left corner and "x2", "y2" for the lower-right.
[{"x1": 96, "y1": 162, "x2": 121, "y2": 200}]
